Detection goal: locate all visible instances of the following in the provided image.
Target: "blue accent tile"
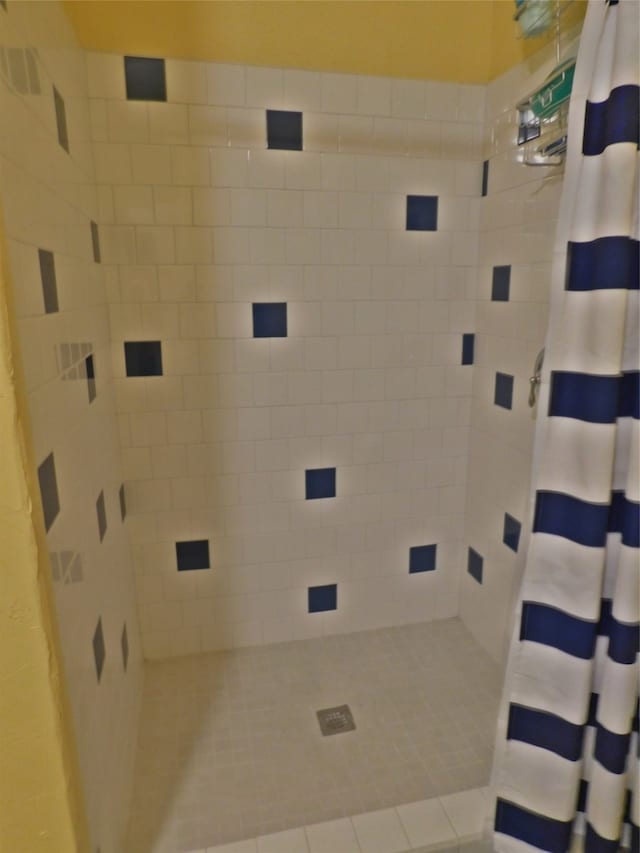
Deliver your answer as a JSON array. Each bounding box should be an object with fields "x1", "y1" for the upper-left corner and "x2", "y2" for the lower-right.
[
  {"x1": 176, "y1": 539, "x2": 210, "y2": 571},
  {"x1": 462, "y1": 333, "x2": 475, "y2": 365},
  {"x1": 119, "y1": 484, "x2": 127, "y2": 522},
  {"x1": 93, "y1": 617, "x2": 105, "y2": 683},
  {"x1": 124, "y1": 341, "x2": 163, "y2": 376},
  {"x1": 482, "y1": 160, "x2": 489, "y2": 196},
  {"x1": 38, "y1": 249, "x2": 58, "y2": 314},
  {"x1": 96, "y1": 490, "x2": 107, "y2": 543},
  {"x1": 308, "y1": 584, "x2": 337, "y2": 613},
  {"x1": 492, "y1": 265, "x2": 511, "y2": 301},
  {"x1": 468, "y1": 547, "x2": 483, "y2": 584},
  {"x1": 409, "y1": 544, "x2": 437, "y2": 573},
  {"x1": 406, "y1": 195, "x2": 438, "y2": 231},
  {"x1": 495, "y1": 372, "x2": 514, "y2": 409},
  {"x1": 305, "y1": 467, "x2": 336, "y2": 500},
  {"x1": 86, "y1": 354, "x2": 96, "y2": 403},
  {"x1": 121, "y1": 623, "x2": 129, "y2": 672},
  {"x1": 124, "y1": 56, "x2": 166, "y2": 101},
  {"x1": 504, "y1": 513, "x2": 522, "y2": 552},
  {"x1": 91, "y1": 220, "x2": 101, "y2": 263},
  {"x1": 267, "y1": 109, "x2": 303, "y2": 151},
  {"x1": 53, "y1": 86, "x2": 69, "y2": 153},
  {"x1": 37, "y1": 452, "x2": 60, "y2": 533},
  {"x1": 252, "y1": 302, "x2": 287, "y2": 338}
]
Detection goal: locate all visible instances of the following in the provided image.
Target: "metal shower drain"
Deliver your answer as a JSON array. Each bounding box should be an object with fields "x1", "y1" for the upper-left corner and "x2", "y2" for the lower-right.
[{"x1": 316, "y1": 704, "x2": 356, "y2": 736}]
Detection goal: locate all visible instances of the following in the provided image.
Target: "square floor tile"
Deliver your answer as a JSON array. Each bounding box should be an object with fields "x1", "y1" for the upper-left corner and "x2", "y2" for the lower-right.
[
  {"x1": 257, "y1": 827, "x2": 308, "y2": 852},
  {"x1": 352, "y1": 808, "x2": 410, "y2": 853},
  {"x1": 206, "y1": 840, "x2": 258, "y2": 853},
  {"x1": 396, "y1": 798, "x2": 456, "y2": 849},
  {"x1": 439, "y1": 788, "x2": 488, "y2": 841},
  {"x1": 305, "y1": 817, "x2": 360, "y2": 853}
]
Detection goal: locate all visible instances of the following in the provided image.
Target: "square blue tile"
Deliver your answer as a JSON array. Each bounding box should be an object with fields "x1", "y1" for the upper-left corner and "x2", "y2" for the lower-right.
[
  {"x1": 91, "y1": 220, "x2": 101, "y2": 263},
  {"x1": 468, "y1": 547, "x2": 483, "y2": 584},
  {"x1": 38, "y1": 249, "x2": 58, "y2": 314},
  {"x1": 53, "y1": 86, "x2": 69, "y2": 153},
  {"x1": 495, "y1": 372, "x2": 514, "y2": 409},
  {"x1": 37, "y1": 452, "x2": 60, "y2": 533},
  {"x1": 86, "y1": 354, "x2": 96, "y2": 403},
  {"x1": 119, "y1": 484, "x2": 127, "y2": 522},
  {"x1": 503, "y1": 513, "x2": 522, "y2": 552},
  {"x1": 125, "y1": 56, "x2": 166, "y2": 101},
  {"x1": 305, "y1": 467, "x2": 336, "y2": 500},
  {"x1": 124, "y1": 341, "x2": 163, "y2": 376},
  {"x1": 93, "y1": 617, "x2": 105, "y2": 683},
  {"x1": 492, "y1": 265, "x2": 511, "y2": 301},
  {"x1": 406, "y1": 195, "x2": 438, "y2": 231},
  {"x1": 308, "y1": 584, "x2": 337, "y2": 613},
  {"x1": 252, "y1": 302, "x2": 287, "y2": 338},
  {"x1": 409, "y1": 544, "x2": 437, "y2": 573},
  {"x1": 96, "y1": 490, "x2": 107, "y2": 543},
  {"x1": 462, "y1": 333, "x2": 475, "y2": 365},
  {"x1": 176, "y1": 539, "x2": 210, "y2": 571},
  {"x1": 267, "y1": 109, "x2": 303, "y2": 151},
  {"x1": 121, "y1": 623, "x2": 129, "y2": 672}
]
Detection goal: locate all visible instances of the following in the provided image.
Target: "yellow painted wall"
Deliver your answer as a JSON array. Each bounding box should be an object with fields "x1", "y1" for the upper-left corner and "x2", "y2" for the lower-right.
[
  {"x1": 63, "y1": 0, "x2": 494, "y2": 83},
  {"x1": 0, "y1": 211, "x2": 90, "y2": 852},
  {"x1": 63, "y1": 0, "x2": 586, "y2": 84}
]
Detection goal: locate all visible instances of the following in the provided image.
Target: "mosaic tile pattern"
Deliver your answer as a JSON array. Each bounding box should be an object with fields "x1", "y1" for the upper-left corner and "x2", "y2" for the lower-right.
[{"x1": 125, "y1": 618, "x2": 501, "y2": 852}]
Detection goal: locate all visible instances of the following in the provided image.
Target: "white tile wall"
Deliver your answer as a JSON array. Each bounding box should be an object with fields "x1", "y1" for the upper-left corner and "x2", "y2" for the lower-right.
[
  {"x1": 459, "y1": 31, "x2": 582, "y2": 663},
  {"x1": 86, "y1": 52, "x2": 486, "y2": 658},
  {"x1": 0, "y1": 3, "x2": 142, "y2": 852}
]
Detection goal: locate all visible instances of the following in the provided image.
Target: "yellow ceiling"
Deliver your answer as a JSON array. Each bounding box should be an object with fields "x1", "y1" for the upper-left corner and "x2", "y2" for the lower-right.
[{"x1": 62, "y1": 1, "x2": 586, "y2": 84}]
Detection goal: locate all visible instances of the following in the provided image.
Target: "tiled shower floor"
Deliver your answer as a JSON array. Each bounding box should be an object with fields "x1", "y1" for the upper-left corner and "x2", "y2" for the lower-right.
[{"x1": 125, "y1": 618, "x2": 502, "y2": 853}]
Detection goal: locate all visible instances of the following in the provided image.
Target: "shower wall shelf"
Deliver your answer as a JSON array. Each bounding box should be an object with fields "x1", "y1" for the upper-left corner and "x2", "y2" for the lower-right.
[
  {"x1": 513, "y1": 0, "x2": 575, "y2": 40},
  {"x1": 516, "y1": 55, "x2": 575, "y2": 166},
  {"x1": 513, "y1": 0, "x2": 578, "y2": 167}
]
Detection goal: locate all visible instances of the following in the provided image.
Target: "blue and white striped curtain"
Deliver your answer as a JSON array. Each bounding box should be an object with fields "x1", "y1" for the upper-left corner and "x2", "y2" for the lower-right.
[{"x1": 491, "y1": 0, "x2": 639, "y2": 850}]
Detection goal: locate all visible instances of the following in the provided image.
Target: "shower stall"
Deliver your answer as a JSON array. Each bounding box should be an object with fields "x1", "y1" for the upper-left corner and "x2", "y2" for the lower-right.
[{"x1": 0, "y1": 2, "x2": 590, "y2": 851}]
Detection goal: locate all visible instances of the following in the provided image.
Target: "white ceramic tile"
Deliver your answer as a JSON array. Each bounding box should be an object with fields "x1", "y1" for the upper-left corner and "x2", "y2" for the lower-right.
[
  {"x1": 321, "y1": 72, "x2": 358, "y2": 114},
  {"x1": 284, "y1": 69, "x2": 322, "y2": 112},
  {"x1": 207, "y1": 63, "x2": 246, "y2": 106},
  {"x1": 131, "y1": 144, "x2": 172, "y2": 185},
  {"x1": 246, "y1": 66, "x2": 284, "y2": 108},
  {"x1": 188, "y1": 104, "x2": 228, "y2": 147},
  {"x1": 206, "y1": 840, "x2": 258, "y2": 853},
  {"x1": 227, "y1": 107, "x2": 265, "y2": 147},
  {"x1": 391, "y1": 79, "x2": 427, "y2": 119},
  {"x1": 396, "y1": 799, "x2": 457, "y2": 849},
  {"x1": 305, "y1": 818, "x2": 360, "y2": 853},
  {"x1": 148, "y1": 102, "x2": 190, "y2": 145},
  {"x1": 86, "y1": 51, "x2": 125, "y2": 99},
  {"x1": 166, "y1": 58, "x2": 207, "y2": 104},
  {"x1": 352, "y1": 808, "x2": 410, "y2": 853},
  {"x1": 357, "y1": 75, "x2": 392, "y2": 117},
  {"x1": 439, "y1": 788, "x2": 489, "y2": 840}
]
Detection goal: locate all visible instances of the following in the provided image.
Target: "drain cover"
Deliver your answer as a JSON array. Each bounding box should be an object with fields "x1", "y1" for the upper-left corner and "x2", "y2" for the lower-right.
[{"x1": 316, "y1": 704, "x2": 356, "y2": 736}]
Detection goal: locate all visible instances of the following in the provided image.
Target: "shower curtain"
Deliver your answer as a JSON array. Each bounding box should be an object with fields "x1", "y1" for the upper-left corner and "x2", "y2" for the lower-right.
[{"x1": 491, "y1": 1, "x2": 639, "y2": 851}]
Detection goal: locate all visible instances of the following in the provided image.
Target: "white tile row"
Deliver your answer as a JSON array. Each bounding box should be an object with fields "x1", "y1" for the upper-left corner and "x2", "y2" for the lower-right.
[
  {"x1": 92, "y1": 145, "x2": 482, "y2": 195},
  {"x1": 90, "y1": 98, "x2": 484, "y2": 159},
  {"x1": 175, "y1": 787, "x2": 490, "y2": 853},
  {"x1": 97, "y1": 226, "x2": 478, "y2": 268},
  {"x1": 99, "y1": 185, "x2": 480, "y2": 232},
  {"x1": 87, "y1": 53, "x2": 486, "y2": 124}
]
